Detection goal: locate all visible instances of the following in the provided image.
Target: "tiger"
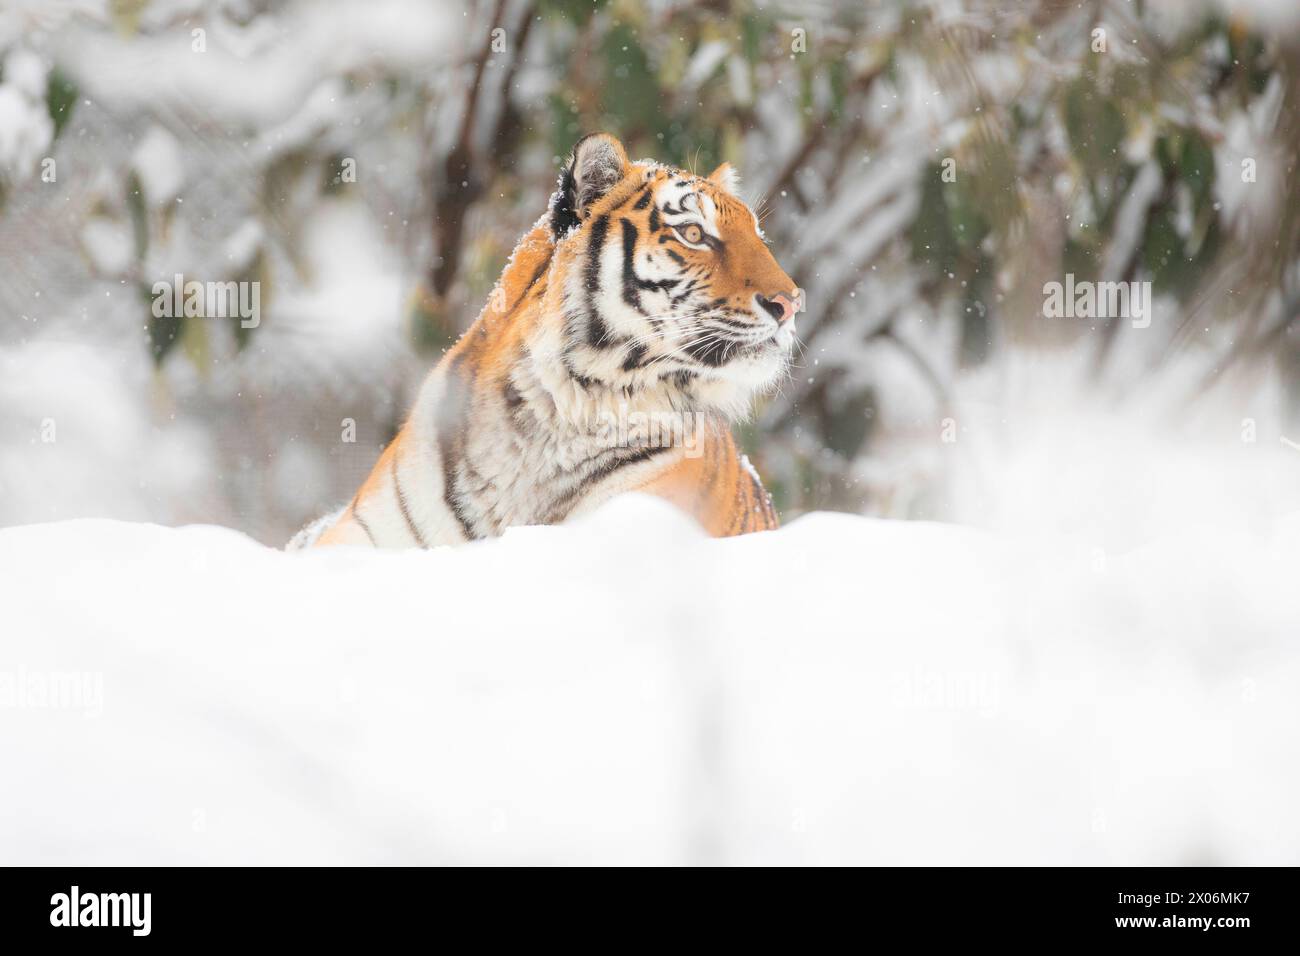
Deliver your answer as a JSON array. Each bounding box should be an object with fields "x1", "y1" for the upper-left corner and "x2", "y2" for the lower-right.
[{"x1": 290, "y1": 132, "x2": 803, "y2": 550}]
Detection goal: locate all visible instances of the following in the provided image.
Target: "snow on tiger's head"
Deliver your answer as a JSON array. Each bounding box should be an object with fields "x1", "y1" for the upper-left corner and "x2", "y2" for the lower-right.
[{"x1": 546, "y1": 133, "x2": 804, "y2": 416}]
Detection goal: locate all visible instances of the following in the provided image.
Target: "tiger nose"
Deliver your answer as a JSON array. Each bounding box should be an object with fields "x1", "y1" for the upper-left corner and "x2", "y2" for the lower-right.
[{"x1": 756, "y1": 289, "x2": 804, "y2": 324}]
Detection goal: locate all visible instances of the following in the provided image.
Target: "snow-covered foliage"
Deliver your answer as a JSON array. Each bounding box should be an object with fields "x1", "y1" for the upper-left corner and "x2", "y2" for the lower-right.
[
  {"x1": 3, "y1": 494, "x2": 1298, "y2": 865},
  {"x1": 2, "y1": 1, "x2": 1296, "y2": 541}
]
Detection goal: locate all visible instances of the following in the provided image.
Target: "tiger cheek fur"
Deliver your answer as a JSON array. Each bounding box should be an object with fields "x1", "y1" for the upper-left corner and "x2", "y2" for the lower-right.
[{"x1": 295, "y1": 133, "x2": 796, "y2": 550}]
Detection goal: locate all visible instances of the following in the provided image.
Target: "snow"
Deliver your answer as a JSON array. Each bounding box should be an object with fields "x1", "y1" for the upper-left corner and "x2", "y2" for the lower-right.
[
  {"x1": 0, "y1": 78, "x2": 52, "y2": 177},
  {"x1": 130, "y1": 125, "x2": 185, "y2": 207},
  {"x1": 49, "y1": 0, "x2": 456, "y2": 127},
  {"x1": 0, "y1": 340, "x2": 219, "y2": 527},
  {"x1": 1215, "y1": 73, "x2": 1286, "y2": 240},
  {"x1": 2, "y1": 494, "x2": 1297, "y2": 865},
  {"x1": 681, "y1": 40, "x2": 730, "y2": 90},
  {"x1": 79, "y1": 216, "x2": 133, "y2": 275},
  {"x1": 1, "y1": 47, "x2": 48, "y2": 100},
  {"x1": 257, "y1": 199, "x2": 406, "y2": 367}
]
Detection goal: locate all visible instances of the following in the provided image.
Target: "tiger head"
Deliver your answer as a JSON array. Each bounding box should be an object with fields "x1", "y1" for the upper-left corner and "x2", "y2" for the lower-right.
[{"x1": 546, "y1": 133, "x2": 802, "y2": 418}]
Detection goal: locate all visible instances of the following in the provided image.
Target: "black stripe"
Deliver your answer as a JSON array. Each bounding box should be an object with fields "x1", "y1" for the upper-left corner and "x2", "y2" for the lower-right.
[
  {"x1": 728, "y1": 472, "x2": 746, "y2": 536},
  {"x1": 621, "y1": 218, "x2": 682, "y2": 316},
  {"x1": 632, "y1": 187, "x2": 652, "y2": 210},
  {"x1": 562, "y1": 350, "x2": 600, "y2": 389},
  {"x1": 351, "y1": 504, "x2": 377, "y2": 545},
  {"x1": 503, "y1": 378, "x2": 524, "y2": 408},
  {"x1": 659, "y1": 369, "x2": 697, "y2": 390},
  {"x1": 620, "y1": 219, "x2": 645, "y2": 313},
  {"x1": 506, "y1": 257, "x2": 551, "y2": 316},
  {"x1": 592, "y1": 444, "x2": 672, "y2": 484},
  {"x1": 715, "y1": 316, "x2": 753, "y2": 331},
  {"x1": 503, "y1": 375, "x2": 532, "y2": 434},
  {"x1": 391, "y1": 453, "x2": 429, "y2": 548},
  {"x1": 441, "y1": 461, "x2": 477, "y2": 541},
  {"x1": 584, "y1": 215, "x2": 610, "y2": 294},
  {"x1": 660, "y1": 195, "x2": 693, "y2": 217},
  {"x1": 684, "y1": 334, "x2": 735, "y2": 367},
  {"x1": 543, "y1": 445, "x2": 674, "y2": 522},
  {"x1": 587, "y1": 309, "x2": 613, "y2": 348},
  {"x1": 584, "y1": 215, "x2": 614, "y2": 348},
  {"x1": 549, "y1": 164, "x2": 579, "y2": 237},
  {"x1": 607, "y1": 185, "x2": 643, "y2": 214},
  {"x1": 622, "y1": 341, "x2": 648, "y2": 371},
  {"x1": 435, "y1": 361, "x2": 480, "y2": 541}
]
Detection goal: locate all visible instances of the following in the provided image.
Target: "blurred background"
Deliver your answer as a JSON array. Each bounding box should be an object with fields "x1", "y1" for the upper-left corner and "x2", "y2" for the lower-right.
[{"x1": 1, "y1": 0, "x2": 1298, "y2": 545}]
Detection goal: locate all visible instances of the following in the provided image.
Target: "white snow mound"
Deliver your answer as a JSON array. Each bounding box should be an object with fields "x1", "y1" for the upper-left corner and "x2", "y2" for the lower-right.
[{"x1": 1, "y1": 494, "x2": 1298, "y2": 865}]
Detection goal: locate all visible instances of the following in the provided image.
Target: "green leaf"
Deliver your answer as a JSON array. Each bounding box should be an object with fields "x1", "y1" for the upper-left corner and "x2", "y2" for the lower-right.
[
  {"x1": 1179, "y1": 130, "x2": 1215, "y2": 210},
  {"x1": 740, "y1": 12, "x2": 767, "y2": 65},
  {"x1": 46, "y1": 68, "x2": 78, "y2": 139},
  {"x1": 828, "y1": 59, "x2": 848, "y2": 122},
  {"x1": 1142, "y1": 206, "x2": 1186, "y2": 295},
  {"x1": 949, "y1": 176, "x2": 990, "y2": 253},
  {"x1": 1063, "y1": 78, "x2": 1125, "y2": 182},
  {"x1": 143, "y1": 290, "x2": 183, "y2": 365},
  {"x1": 599, "y1": 24, "x2": 660, "y2": 142},
  {"x1": 548, "y1": 93, "x2": 581, "y2": 161},
  {"x1": 822, "y1": 387, "x2": 877, "y2": 460},
  {"x1": 125, "y1": 171, "x2": 148, "y2": 260},
  {"x1": 959, "y1": 260, "x2": 994, "y2": 367},
  {"x1": 233, "y1": 249, "x2": 268, "y2": 352},
  {"x1": 910, "y1": 163, "x2": 959, "y2": 276},
  {"x1": 538, "y1": 0, "x2": 609, "y2": 26},
  {"x1": 1062, "y1": 235, "x2": 1101, "y2": 285},
  {"x1": 181, "y1": 310, "x2": 211, "y2": 374}
]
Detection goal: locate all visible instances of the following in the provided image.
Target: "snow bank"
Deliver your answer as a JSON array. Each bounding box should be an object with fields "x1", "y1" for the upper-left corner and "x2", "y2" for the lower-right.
[{"x1": 2, "y1": 496, "x2": 1298, "y2": 865}]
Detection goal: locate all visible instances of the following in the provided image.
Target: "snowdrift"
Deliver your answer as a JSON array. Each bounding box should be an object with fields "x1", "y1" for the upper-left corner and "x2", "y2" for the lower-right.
[{"x1": 2, "y1": 495, "x2": 1298, "y2": 865}]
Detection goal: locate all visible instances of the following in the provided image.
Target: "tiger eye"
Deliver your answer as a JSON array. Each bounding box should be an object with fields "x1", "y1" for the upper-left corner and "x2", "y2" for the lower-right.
[{"x1": 680, "y1": 224, "x2": 703, "y2": 245}]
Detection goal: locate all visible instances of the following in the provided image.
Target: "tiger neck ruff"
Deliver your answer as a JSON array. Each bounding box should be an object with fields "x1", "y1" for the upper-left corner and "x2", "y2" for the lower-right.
[{"x1": 293, "y1": 133, "x2": 803, "y2": 549}]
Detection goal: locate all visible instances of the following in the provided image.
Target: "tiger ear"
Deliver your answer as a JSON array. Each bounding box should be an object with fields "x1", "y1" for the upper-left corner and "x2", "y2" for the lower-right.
[
  {"x1": 550, "y1": 133, "x2": 630, "y2": 237},
  {"x1": 707, "y1": 162, "x2": 740, "y2": 195}
]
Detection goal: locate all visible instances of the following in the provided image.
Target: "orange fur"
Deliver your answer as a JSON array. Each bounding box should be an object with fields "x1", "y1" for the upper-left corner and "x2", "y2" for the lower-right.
[
  {"x1": 637, "y1": 425, "x2": 778, "y2": 535},
  {"x1": 302, "y1": 134, "x2": 794, "y2": 548}
]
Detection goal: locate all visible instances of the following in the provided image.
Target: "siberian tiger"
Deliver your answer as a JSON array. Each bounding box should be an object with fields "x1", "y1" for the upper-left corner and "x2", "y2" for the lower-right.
[{"x1": 290, "y1": 133, "x2": 802, "y2": 550}]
